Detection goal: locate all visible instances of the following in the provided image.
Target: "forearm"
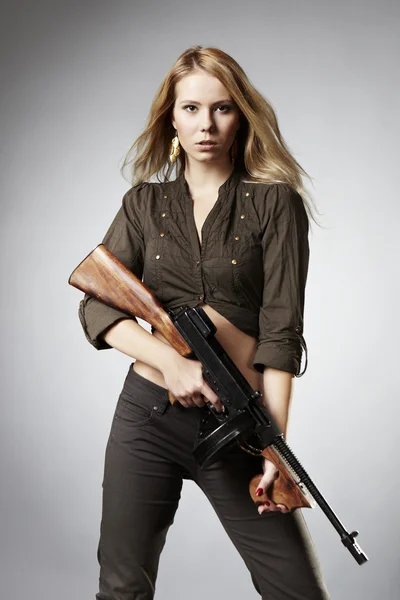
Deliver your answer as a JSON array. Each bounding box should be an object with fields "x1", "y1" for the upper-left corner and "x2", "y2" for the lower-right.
[
  {"x1": 103, "y1": 318, "x2": 178, "y2": 372},
  {"x1": 261, "y1": 368, "x2": 293, "y2": 438}
]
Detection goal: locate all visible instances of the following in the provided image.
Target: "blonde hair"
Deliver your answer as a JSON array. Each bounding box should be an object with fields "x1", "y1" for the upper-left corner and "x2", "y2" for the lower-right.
[{"x1": 121, "y1": 45, "x2": 320, "y2": 224}]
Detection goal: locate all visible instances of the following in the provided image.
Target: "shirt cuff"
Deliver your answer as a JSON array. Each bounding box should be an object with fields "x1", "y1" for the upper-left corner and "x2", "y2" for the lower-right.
[
  {"x1": 252, "y1": 341, "x2": 302, "y2": 376},
  {"x1": 78, "y1": 298, "x2": 136, "y2": 350}
]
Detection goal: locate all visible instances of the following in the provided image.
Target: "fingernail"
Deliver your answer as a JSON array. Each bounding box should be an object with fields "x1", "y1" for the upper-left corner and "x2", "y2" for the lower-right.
[{"x1": 256, "y1": 488, "x2": 263, "y2": 497}]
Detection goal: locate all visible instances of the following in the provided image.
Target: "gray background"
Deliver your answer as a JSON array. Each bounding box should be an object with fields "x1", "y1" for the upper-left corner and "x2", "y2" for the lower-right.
[{"x1": 1, "y1": 0, "x2": 398, "y2": 598}]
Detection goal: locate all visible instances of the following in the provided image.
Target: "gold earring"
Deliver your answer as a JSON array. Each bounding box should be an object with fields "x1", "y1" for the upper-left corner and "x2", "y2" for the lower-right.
[{"x1": 169, "y1": 131, "x2": 181, "y2": 163}]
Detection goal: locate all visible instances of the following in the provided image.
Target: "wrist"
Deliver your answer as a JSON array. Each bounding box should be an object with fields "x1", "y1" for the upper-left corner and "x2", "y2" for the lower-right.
[{"x1": 158, "y1": 344, "x2": 183, "y2": 374}]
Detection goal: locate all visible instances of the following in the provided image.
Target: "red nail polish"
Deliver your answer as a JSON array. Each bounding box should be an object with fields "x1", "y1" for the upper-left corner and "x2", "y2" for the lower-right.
[{"x1": 256, "y1": 488, "x2": 263, "y2": 497}]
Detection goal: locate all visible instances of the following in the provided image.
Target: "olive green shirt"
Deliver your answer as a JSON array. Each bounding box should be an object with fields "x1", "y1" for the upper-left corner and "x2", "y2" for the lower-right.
[{"x1": 78, "y1": 168, "x2": 309, "y2": 376}]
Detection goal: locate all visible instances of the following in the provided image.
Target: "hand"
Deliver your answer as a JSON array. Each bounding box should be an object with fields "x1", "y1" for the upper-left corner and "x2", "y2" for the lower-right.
[
  {"x1": 256, "y1": 458, "x2": 290, "y2": 515},
  {"x1": 161, "y1": 355, "x2": 224, "y2": 412}
]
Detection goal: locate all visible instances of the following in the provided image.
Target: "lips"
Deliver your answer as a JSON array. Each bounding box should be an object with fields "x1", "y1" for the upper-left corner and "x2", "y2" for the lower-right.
[{"x1": 197, "y1": 141, "x2": 217, "y2": 145}]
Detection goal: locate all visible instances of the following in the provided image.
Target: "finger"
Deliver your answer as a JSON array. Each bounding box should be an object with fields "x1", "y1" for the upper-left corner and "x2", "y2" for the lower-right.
[
  {"x1": 257, "y1": 500, "x2": 270, "y2": 514},
  {"x1": 178, "y1": 398, "x2": 191, "y2": 408},
  {"x1": 257, "y1": 495, "x2": 287, "y2": 515},
  {"x1": 257, "y1": 469, "x2": 278, "y2": 494},
  {"x1": 202, "y1": 384, "x2": 224, "y2": 413},
  {"x1": 258, "y1": 501, "x2": 280, "y2": 514},
  {"x1": 192, "y1": 393, "x2": 206, "y2": 409},
  {"x1": 262, "y1": 458, "x2": 278, "y2": 476},
  {"x1": 255, "y1": 461, "x2": 279, "y2": 511},
  {"x1": 184, "y1": 397, "x2": 197, "y2": 409},
  {"x1": 258, "y1": 499, "x2": 282, "y2": 514},
  {"x1": 258, "y1": 503, "x2": 269, "y2": 514}
]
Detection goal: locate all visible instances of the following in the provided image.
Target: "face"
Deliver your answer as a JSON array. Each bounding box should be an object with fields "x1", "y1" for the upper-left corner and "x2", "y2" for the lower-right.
[{"x1": 171, "y1": 71, "x2": 240, "y2": 166}]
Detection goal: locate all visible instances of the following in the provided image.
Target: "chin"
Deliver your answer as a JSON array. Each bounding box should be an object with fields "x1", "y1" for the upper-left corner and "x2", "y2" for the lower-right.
[
  {"x1": 189, "y1": 150, "x2": 228, "y2": 164},
  {"x1": 197, "y1": 154, "x2": 218, "y2": 162}
]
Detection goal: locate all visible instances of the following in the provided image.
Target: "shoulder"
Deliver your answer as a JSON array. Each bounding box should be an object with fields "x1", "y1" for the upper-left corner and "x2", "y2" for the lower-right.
[
  {"x1": 123, "y1": 181, "x2": 152, "y2": 202},
  {"x1": 244, "y1": 181, "x2": 308, "y2": 228},
  {"x1": 123, "y1": 178, "x2": 176, "y2": 203},
  {"x1": 120, "y1": 181, "x2": 158, "y2": 216},
  {"x1": 245, "y1": 180, "x2": 304, "y2": 212}
]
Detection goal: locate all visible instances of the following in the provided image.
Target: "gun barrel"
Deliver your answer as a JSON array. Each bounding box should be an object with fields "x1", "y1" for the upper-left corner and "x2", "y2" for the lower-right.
[
  {"x1": 269, "y1": 436, "x2": 368, "y2": 565},
  {"x1": 341, "y1": 531, "x2": 368, "y2": 565}
]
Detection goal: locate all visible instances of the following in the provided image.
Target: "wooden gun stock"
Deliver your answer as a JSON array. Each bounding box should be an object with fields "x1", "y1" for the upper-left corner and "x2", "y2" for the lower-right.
[
  {"x1": 69, "y1": 244, "x2": 192, "y2": 360},
  {"x1": 69, "y1": 244, "x2": 310, "y2": 510}
]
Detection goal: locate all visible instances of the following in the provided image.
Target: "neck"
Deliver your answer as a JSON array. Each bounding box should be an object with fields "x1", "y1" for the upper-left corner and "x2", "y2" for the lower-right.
[{"x1": 183, "y1": 158, "x2": 235, "y2": 193}]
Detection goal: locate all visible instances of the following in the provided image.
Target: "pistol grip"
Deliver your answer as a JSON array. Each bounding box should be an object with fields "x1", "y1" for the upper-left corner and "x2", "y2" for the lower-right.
[{"x1": 168, "y1": 390, "x2": 178, "y2": 405}]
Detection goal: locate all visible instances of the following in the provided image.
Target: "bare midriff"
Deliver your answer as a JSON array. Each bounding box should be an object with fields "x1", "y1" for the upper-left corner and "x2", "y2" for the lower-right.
[{"x1": 132, "y1": 301, "x2": 264, "y2": 398}]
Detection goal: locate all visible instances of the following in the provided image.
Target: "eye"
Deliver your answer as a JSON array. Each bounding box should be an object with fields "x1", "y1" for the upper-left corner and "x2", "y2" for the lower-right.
[
  {"x1": 215, "y1": 105, "x2": 232, "y2": 112},
  {"x1": 183, "y1": 105, "x2": 197, "y2": 112}
]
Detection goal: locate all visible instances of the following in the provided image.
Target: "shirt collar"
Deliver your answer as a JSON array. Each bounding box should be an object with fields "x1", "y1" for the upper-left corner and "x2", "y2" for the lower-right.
[{"x1": 174, "y1": 168, "x2": 243, "y2": 199}]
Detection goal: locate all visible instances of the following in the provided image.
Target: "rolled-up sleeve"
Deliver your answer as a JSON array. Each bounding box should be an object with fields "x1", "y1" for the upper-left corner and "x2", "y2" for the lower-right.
[
  {"x1": 78, "y1": 184, "x2": 147, "y2": 350},
  {"x1": 252, "y1": 184, "x2": 309, "y2": 376}
]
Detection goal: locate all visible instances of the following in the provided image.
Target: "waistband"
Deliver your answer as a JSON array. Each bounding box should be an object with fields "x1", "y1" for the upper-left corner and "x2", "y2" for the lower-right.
[{"x1": 124, "y1": 363, "x2": 170, "y2": 401}]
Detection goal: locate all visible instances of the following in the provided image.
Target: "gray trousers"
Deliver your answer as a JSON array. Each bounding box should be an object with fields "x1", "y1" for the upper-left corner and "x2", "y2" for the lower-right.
[{"x1": 95, "y1": 364, "x2": 330, "y2": 600}]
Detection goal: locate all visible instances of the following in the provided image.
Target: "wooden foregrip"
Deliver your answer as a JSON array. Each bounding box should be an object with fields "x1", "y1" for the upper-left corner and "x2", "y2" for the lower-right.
[
  {"x1": 69, "y1": 244, "x2": 192, "y2": 362},
  {"x1": 249, "y1": 446, "x2": 313, "y2": 510}
]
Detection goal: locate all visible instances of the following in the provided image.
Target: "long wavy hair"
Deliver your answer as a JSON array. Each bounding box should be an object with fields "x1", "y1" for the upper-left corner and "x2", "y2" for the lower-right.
[{"x1": 121, "y1": 46, "x2": 319, "y2": 223}]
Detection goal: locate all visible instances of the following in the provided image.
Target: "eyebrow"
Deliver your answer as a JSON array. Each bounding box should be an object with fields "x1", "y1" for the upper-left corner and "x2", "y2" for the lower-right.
[{"x1": 179, "y1": 99, "x2": 234, "y2": 105}]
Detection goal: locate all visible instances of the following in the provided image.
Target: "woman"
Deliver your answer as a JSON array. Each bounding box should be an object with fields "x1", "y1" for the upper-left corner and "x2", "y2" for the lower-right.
[{"x1": 79, "y1": 46, "x2": 330, "y2": 599}]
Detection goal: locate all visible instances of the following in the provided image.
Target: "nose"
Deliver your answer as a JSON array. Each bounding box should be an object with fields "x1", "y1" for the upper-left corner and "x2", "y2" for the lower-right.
[
  {"x1": 201, "y1": 122, "x2": 216, "y2": 133},
  {"x1": 200, "y1": 109, "x2": 216, "y2": 132}
]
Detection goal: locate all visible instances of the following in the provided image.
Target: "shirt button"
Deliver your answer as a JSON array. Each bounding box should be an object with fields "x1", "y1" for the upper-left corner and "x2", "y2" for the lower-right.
[
  {"x1": 196, "y1": 260, "x2": 200, "y2": 266},
  {"x1": 232, "y1": 259, "x2": 237, "y2": 265},
  {"x1": 245, "y1": 192, "x2": 250, "y2": 197},
  {"x1": 295, "y1": 326, "x2": 302, "y2": 334},
  {"x1": 240, "y1": 214, "x2": 246, "y2": 219},
  {"x1": 199, "y1": 294, "x2": 204, "y2": 301},
  {"x1": 155, "y1": 255, "x2": 160, "y2": 260},
  {"x1": 234, "y1": 235, "x2": 240, "y2": 241},
  {"x1": 161, "y1": 212, "x2": 166, "y2": 217},
  {"x1": 164, "y1": 194, "x2": 168, "y2": 199},
  {"x1": 160, "y1": 232, "x2": 165, "y2": 237}
]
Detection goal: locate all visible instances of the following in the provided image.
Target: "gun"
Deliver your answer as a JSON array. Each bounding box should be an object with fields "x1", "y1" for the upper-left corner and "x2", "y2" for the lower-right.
[{"x1": 69, "y1": 243, "x2": 368, "y2": 565}]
